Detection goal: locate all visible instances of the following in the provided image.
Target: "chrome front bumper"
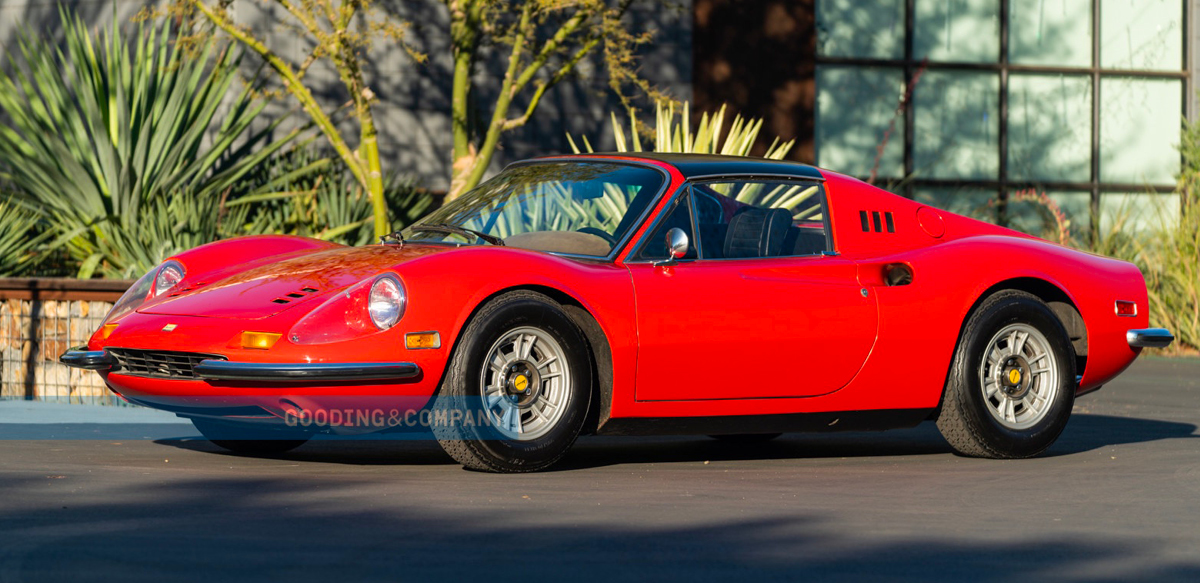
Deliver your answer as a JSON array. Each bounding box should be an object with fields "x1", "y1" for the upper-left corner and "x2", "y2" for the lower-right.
[
  {"x1": 59, "y1": 346, "x2": 420, "y2": 382},
  {"x1": 191, "y1": 360, "x2": 420, "y2": 382},
  {"x1": 1126, "y1": 328, "x2": 1175, "y2": 348}
]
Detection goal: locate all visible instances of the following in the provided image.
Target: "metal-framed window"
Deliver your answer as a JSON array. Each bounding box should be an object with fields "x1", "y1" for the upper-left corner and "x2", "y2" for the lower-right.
[{"x1": 814, "y1": 0, "x2": 1189, "y2": 239}]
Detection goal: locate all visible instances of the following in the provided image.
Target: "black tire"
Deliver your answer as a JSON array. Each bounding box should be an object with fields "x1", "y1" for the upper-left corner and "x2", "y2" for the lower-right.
[
  {"x1": 433, "y1": 290, "x2": 593, "y2": 473},
  {"x1": 191, "y1": 417, "x2": 309, "y2": 455},
  {"x1": 708, "y1": 433, "x2": 783, "y2": 444},
  {"x1": 936, "y1": 290, "x2": 1076, "y2": 458}
]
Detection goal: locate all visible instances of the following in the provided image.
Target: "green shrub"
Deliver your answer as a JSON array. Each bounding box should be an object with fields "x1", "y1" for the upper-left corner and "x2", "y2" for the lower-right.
[
  {"x1": 0, "y1": 8, "x2": 294, "y2": 278},
  {"x1": 1140, "y1": 203, "x2": 1200, "y2": 353}
]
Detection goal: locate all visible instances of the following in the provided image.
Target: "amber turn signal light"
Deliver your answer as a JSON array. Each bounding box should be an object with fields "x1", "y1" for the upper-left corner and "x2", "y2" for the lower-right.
[
  {"x1": 405, "y1": 331, "x2": 441, "y2": 350},
  {"x1": 100, "y1": 323, "x2": 118, "y2": 339},
  {"x1": 1115, "y1": 300, "x2": 1137, "y2": 317},
  {"x1": 241, "y1": 331, "x2": 282, "y2": 350}
]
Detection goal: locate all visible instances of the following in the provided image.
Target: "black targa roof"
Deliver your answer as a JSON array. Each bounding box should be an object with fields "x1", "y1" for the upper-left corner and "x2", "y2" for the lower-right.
[{"x1": 533, "y1": 152, "x2": 825, "y2": 182}]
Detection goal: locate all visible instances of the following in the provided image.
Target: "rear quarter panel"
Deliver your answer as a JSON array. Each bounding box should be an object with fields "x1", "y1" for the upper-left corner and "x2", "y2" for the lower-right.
[{"x1": 824, "y1": 172, "x2": 1148, "y2": 410}]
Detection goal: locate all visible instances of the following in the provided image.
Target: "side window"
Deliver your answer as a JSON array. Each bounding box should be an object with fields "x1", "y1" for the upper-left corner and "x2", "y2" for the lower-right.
[
  {"x1": 691, "y1": 180, "x2": 829, "y2": 259},
  {"x1": 638, "y1": 191, "x2": 699, "y2": 261}
]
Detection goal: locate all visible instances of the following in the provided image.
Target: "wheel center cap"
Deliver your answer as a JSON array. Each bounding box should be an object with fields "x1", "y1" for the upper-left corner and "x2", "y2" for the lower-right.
[
  {"x1": 503, "y1": 362, "x2": 540, "y2": 406},
  {"x1": 998, "y1": 356, "x2": 1032, "y2": 399}
]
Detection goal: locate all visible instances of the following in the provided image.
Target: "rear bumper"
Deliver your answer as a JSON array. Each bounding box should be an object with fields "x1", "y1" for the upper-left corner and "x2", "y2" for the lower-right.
[
  {"x1": 1126, "y1": 328, "x2": 1175, "y2": 348},
  {"x1": 59, "y1": 346, "x2": 421, "y2": 382}
]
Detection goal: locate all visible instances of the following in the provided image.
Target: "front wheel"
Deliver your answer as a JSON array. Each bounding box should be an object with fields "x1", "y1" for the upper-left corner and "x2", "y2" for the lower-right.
[
  {"x1": 191, "y1": 418, "x2": 310, "y2": 455},
  {"x1": 936, "y1": 290, "x2": 1076, "y2": 458},
  {"x1": 433, "y1": 291, "x2": 592, "y2": 473}
]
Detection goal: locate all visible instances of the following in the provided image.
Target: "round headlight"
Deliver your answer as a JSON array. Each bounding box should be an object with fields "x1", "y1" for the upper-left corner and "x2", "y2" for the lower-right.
[
  {"x1": 152, "y1": 261, "x2": 185, "y2": 297},
  {"x1": 368, "y1": 275, "x2": 405, "y2": 330}
]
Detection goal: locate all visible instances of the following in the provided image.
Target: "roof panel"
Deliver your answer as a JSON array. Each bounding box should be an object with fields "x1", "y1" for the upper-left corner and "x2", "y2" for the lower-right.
[{"x1": 531, "y1": 153, "x2": 825, "y2": 181}]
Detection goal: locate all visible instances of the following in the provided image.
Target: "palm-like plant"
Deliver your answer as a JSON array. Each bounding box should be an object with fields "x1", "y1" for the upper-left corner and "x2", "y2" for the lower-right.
[{"x1": 0, "y1": 8, "x2": 293, "y2": 278}]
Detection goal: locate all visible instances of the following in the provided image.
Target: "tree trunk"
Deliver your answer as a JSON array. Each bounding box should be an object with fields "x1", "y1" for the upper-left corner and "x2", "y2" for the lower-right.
[
  {"x1": 447, "y1": 2, "x2": 478, "y2": 202},
  {"x1": 360, "y1": 111, "x2": 389, "y2": 239}
]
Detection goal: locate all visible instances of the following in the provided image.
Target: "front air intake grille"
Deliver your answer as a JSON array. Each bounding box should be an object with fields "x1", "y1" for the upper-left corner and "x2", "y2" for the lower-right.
[{"x1": 108, "y1": 348, "x2": 226, "y2": 379}]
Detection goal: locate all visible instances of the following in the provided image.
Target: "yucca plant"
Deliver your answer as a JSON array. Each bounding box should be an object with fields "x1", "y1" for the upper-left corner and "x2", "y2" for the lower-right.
[
  {"x1": 0, "y1": 8, "x2": 294, "y2": 278},
  {"x1": 568, "y1": 101, "x2": 795, "y2": 159},
  {"x1": 0, "y1": 197, "x2": 53, "y2": 276},
  {"x1": 230, "y1": 144, "x2": 434, "y2": 246},
  {"x1": 561, "y1": 100, "x2": 806, "y2": 230}
]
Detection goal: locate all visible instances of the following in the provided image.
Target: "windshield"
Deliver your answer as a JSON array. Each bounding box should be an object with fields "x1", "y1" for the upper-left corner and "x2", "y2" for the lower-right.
[{"x1": 404, "y1": 161, "x2": 666, "y2": 257}]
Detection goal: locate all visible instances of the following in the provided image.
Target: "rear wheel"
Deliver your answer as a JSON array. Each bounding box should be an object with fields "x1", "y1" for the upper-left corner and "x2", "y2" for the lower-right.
[
  {"x1": 936, "y1": 290, "x2": 1076, "y2": 458},
  {"x1": 433, "y1": 291, "x2": 592, "y2": 473},
  {"x1": 191, "y1": 418, "x2": 309, "y2": 455}
]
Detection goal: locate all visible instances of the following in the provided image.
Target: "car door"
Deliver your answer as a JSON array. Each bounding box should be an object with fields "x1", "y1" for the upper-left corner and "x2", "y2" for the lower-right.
[{"x1": 627, "y1": 180, "x2": 878, "y2": 401}]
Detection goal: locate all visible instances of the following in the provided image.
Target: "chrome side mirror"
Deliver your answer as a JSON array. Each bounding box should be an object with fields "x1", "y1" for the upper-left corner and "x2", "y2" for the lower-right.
[{"x1": 655, "y1": 227, "x2": 689, "y2": 266}]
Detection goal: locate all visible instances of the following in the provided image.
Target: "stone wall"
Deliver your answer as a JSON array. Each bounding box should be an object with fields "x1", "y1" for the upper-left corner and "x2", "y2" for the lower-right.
[
  {"x1": 0, "y1": 278, "x2": 130, "y2": 405},
  {"x1": 0, "y1": 298, "x2": 115, "y2": 404}
]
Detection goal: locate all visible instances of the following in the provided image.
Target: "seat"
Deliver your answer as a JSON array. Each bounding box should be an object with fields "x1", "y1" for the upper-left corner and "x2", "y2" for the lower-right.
[
  {"x1": 783, "y1": 228, "x2": 827, "y2": 256},
  {"x1": 723, "y1": 207, "x2": 792, "y2": 258}
]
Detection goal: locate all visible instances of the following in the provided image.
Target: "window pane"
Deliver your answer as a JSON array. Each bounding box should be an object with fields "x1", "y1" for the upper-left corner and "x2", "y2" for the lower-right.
[
  {"x1": 816, "y1": 66, "x2": 905, "y2": 178},
  {"x1": 914, "y1": 0, "x2": 1000, "y2": 62},
  {"x1": 914, "y1": 71, "x2": 1000, "y2": 179},
  {"x1": 1009, "y1": 0, "x2": 1092, "y2": 66},
  {"x1": 914, "y1": 187, "x2": 999, "y2": 222},
  {"x1": 1006, "y1": 190, "x2": 1091, "y2": 243},
  {"x1": 1100, "y1": 192, "x2": 1180, "y2": 234},
  {"x1": 640, "y1": 195, "x2": 697, "y2": 261},
  {"x1": 414, "y1": 162, "x2": 665, "y2": 256},
  {"x1": 1099, "y1": 78, "x2": 1182, "y2": 184},
  {"x1": 690, "y1": 181, "x2": 829, "y2": 259},
  {"x1": 1100, "y1": 0, "x2": 1183, "y2": 70},
  {"x1": 816, "y1": 0, "x2": 905, "y2": 59},
  {"x1": 1008, "y1": 74, "x2": 1092, "y2": 182}
]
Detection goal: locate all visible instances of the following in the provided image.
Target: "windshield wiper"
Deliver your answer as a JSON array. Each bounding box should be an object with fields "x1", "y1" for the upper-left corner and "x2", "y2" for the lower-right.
[
  {"x1": 379, "y1": 230, "x2": 405, "y2": 246},
  {"x1": 411, "y1": 223, "x2": 505, "y2": 246}
]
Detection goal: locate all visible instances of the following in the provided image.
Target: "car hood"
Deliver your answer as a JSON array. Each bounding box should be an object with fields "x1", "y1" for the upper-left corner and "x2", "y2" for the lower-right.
[{"x1": 139, "y1": 245, "x2": 449, "y2": 320}]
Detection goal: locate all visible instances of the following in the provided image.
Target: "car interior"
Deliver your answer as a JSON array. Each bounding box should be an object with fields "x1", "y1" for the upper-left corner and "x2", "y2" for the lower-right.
[{"x1": 643, "y1": 183, "x2": 829, "y2": 260}]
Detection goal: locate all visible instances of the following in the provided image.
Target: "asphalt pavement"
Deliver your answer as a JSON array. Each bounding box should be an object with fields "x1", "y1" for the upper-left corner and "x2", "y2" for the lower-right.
[{"x1": 0, "y1": 356, "x2": 1197, "y2": 582}]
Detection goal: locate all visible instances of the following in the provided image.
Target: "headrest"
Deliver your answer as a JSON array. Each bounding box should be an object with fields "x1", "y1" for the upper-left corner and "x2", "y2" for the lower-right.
[{"x1": 723, "y1": 207, "x2": 791, "y2": 258}]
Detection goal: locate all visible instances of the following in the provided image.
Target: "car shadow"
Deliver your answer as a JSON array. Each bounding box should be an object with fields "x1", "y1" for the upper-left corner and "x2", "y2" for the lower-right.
[
  {"x1": 153, "y1": 413, "x2": 1198, "y2": 470},
  {"x1": 3, "y1": 472, "x2": 1198, "y2": 581},
  {"x1": 155, "y1": 435, "x2": 458, "y2": 466}
]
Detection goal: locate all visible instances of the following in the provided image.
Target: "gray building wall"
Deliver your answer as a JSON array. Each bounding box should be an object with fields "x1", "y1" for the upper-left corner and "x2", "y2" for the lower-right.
[{"x1": 0, "y1": 1, "x2": 693, "y2": 190}]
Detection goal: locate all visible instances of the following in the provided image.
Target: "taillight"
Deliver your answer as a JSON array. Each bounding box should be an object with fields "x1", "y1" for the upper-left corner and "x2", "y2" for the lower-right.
[{"x1": 1115, "y1": 300, "x2": 1137, "y2": 317}]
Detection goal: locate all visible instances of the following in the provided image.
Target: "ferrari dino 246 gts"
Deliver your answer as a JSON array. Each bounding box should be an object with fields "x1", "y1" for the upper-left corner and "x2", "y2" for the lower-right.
[{"x1": 62, "y1": 153, "x2": 1174, "y2": 472}]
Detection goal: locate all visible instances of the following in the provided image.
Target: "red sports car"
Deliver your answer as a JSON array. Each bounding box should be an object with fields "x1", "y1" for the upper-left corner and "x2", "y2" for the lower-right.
[{"x1": 61, "y1": 153, "x2": 1174, "y2": 472}]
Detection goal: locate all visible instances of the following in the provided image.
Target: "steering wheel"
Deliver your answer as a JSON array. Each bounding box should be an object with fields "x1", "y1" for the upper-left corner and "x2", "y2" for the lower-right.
[{"x1": 575, "y1": 227, "x2": 617, "y2": 245}]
